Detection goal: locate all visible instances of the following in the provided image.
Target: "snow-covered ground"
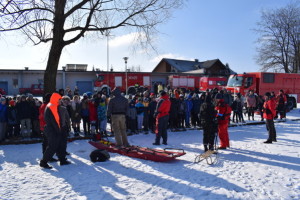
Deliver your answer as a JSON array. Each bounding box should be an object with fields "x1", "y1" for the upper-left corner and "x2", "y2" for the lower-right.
[{"x1": 1, "y1": 108, "x2": 300, "y2": 200}]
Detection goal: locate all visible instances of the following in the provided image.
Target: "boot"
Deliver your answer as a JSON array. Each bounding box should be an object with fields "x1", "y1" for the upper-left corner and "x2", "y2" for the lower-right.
[
  {"x1": 204, "y1": 145, "x2": 208, "y2": 152},
  {"x1": 40, "y1": 160, "x2": 52, "y2": 169},
  {"x1": 60, "y1": 159, "x2": 71, "y2": 166},
  {"x1": 208, "y1": 144, "x2": 214, "y2": 151}
]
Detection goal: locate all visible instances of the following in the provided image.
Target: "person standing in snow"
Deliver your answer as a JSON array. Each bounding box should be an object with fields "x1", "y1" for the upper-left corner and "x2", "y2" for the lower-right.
[
  {"x1": 135, "y1": 98, "x2": 145, "y2": 133},
  {"x1": 153, "y1": 91, "x2": 171, "y2": 145},
  {"x1": 215, "y1": 93, "x2": 232, "y2": 149},
  {"x1": 199, "y1": 94, "x2": 218, "y2": 151},
  {"x1": 0, "y1": 97, "x2": 7, "y2": 142},
  {"x1": 40, "y1": 93, "x2": 71, "y2": 169},
  {"x1": 262, "y1": 92, "x2": 277, "y2": 143},
  {"x1": 107, "y1": 87, "x2": 130, "y2": 148}
]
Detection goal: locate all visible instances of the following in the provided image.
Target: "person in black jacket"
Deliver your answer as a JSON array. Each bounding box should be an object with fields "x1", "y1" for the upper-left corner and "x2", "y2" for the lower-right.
[
  {"x1": 169, "y1": 94, "x2": 179, "y2": 131},
  {"x1": 40, "y1": 93, "x2": 71, "y2": 169},
  {"x1": 199, "y1": 94, "x2": 218, "y2": 152},
  {"x1": 16, "y1": 95, "x2": 32, "y2": 138},
  {"x1": 148, "y1": 94, "x2": 157, "y2": 133},
  {"x1": 107, "y1": 87, "x2": 130, "y2": 148}
]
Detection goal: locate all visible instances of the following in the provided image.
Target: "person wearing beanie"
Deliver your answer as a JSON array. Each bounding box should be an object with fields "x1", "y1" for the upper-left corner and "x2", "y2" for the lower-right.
[
  {"x1": 40, "y1": 93, "x2": 71, "y2": 169},
  {"x1": 262, "y1": 92, "x2": 277, "y2": 143},
  {"x1": 153, "y1": 90, "x2": 171, "y2": 145}
]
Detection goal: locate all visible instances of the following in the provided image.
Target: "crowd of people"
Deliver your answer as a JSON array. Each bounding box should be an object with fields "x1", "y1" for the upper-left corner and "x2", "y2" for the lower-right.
[{"x1": 0, "y1": 86, "x2": 289, "y2": 168}]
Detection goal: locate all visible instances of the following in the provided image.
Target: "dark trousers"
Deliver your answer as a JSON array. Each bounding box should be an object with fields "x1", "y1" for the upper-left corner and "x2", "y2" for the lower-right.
[
  {"x1": 191, "y1": 112, "x2": 200, "y2": 127},
  {"x1": 247, "y1": 107, "x2": 255, "y2": 119},
  {"x1": 203, "y1": 123, "x2": 216, "y2": 148},
  {"x1": 143, "y1": 113, "x2": 149, "y2": 131},
  {"x1": 266, "y1": 119, "x2": 276, "y2": 141},
  {"x1": 169, "y1": 113, "x2": 178, "y2": 129},
  {"x1": 178, "y1": 113, "x2": 185, "y2": 128},
  {"x1": 42, "y1": 133, "x2": 66, "y2": 162},
  {"x1": 129, "y1": 117, "x2": 137, "y2": 133},
  {"x1": 155, "y1": 115, "x2": 169, "y2": 144},
  {"x1": 82, "y1": 116, "x2": 90, "y2": 134},
  {"x1": 7, "y1": 124, "x2": 20, "y2": 138},
  {"x1": 149, "y1": 115, "x2": 155, "y2": 132}
]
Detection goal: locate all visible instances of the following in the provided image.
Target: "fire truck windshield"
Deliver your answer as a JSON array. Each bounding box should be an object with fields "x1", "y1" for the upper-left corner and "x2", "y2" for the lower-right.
[{"x1": 227, "y1": 76, "x2": 243, "y2": 87}]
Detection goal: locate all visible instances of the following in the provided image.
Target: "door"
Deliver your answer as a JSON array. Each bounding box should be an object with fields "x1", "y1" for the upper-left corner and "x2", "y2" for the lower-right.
[
  {"x1": 76, "y1": 81, "x2": 93, "y2": 95},
  {"x1": 0, "y1": 81, "x2": 8, "y2": 95}
]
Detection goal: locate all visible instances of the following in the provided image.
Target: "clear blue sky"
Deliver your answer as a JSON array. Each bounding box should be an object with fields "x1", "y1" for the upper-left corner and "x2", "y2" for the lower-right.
[{"x1": 0, "y1": 0, "x2": 292, "y2": 73}]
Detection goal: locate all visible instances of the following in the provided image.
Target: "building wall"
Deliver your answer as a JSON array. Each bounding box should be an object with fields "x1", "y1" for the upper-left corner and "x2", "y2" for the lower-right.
[
  {"x1": 0, "y1": 70, "x2": 97, "y2": 95},
  {"x1": 152, "y1": 62, "x2": 167, "y2": 72}
]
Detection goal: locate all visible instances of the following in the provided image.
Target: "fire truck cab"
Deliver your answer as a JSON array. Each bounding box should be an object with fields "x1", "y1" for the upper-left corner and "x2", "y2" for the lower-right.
[{"x1": 226, "y1": 72, "x2": 300, "y2": 109}]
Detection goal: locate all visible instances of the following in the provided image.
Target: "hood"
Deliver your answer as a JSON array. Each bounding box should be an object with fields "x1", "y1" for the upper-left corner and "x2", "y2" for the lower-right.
[
  {"x1": 112, "y1": 87, "x2": 121, "y2": 97},
  {"x1": 49, "y1": 93, "x2": 62, "y2": 106}
]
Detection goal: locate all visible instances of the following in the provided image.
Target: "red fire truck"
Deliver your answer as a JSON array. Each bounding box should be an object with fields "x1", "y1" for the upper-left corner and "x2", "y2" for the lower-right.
[
  {"x1": 199, "y1": 76, "x2": 227, "y2": 92},
  {"x1": 168, "y1": 75, "x2": 199, "y2": 91},
  {"x1": 226, "y1": 72, "x2": 300, "y2": 108},
  {"x1": 168, "y1": 75, "x2": 228, "y2": 92},
  {"x1": 94, "y1": 72, "x2": 151, "y2": 95}
]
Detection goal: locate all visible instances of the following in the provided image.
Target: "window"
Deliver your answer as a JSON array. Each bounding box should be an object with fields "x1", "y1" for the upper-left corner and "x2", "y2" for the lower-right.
[
  {"x1": 263, "y1": 73, "x2": 275, "y2": 83},
  {"x1": 97, "y1": 75, "x2": 104, "y2": 81},
  {"x1": 12, "y1": 79, "x2": 18, "y2": 88},
  {"x1": 244, "y1": 77, "x2": 253, "y2": 88}
]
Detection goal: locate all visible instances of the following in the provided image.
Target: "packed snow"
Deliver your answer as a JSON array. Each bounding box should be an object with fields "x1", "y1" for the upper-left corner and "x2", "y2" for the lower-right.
[{"x1": 1, "y1": 108, "x2": 300, "y2": 200}]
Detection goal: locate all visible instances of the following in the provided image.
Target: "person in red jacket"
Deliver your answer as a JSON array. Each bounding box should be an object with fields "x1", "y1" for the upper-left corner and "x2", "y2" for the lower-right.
[
  {"x1": 215, "y1": 95, "x2": 232, "y2": 149},
  {"x1": 263, "y1": 92, "x2": 277, "y2": 143},
  {"x1": 153, "y1": 91, "x2": 171, "y2": 145}
]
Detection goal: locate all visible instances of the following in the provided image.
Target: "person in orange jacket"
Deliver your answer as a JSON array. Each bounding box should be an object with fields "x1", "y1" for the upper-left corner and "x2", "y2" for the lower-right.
[
  {"x1": 40, "y1": 93, "x2": 71, "y2": 169},
  {"x1": 215, "y1": 94, "x2": 232, "y2": 149},
  {"x1": 263, "y1": 92, "x2": 277, "y2": 143}
]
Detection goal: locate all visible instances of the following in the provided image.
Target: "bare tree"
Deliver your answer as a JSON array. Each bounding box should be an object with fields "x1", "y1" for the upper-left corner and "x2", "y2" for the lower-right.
[
  {"x1": 0, "y1": 0, "x2": 184, "y2": 94},
  {"x1": 254, "y1": 2, "x2": 300, "y2": 73}
]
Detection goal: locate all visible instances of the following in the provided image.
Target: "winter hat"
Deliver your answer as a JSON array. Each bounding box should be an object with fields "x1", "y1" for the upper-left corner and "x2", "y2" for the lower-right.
[
  {"x1": 265, "y1": 92, "x2": 271, "y2": 97},
  {"x1": 159, "y1": 90, "x2": 167, "y2": 96},
  {"x1": 9, "y1": 100, "x2": 15, "y2": 106},
  {"x1": 28, "y1": 94, "x2": 33, "y2": 99},
  {"x1": 129, "y1": 100, "x2": 136, "y2": 108}
]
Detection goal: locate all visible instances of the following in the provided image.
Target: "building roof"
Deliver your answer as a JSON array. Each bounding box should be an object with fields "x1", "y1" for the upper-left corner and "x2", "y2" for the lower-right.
[{"x1": 152, "y1": 58, "x2": 224, "y2": 72}]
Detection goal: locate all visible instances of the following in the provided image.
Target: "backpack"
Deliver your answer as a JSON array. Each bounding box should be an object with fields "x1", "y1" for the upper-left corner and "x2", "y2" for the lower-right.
[{"x1": 90, "y1": 149, "x2": 110, "y2": 162}]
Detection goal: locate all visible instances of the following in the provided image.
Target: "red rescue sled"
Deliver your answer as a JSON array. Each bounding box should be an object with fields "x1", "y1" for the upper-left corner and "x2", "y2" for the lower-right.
[{"x1": 89, "y1": 140, "x2": 186, "y2": 162}]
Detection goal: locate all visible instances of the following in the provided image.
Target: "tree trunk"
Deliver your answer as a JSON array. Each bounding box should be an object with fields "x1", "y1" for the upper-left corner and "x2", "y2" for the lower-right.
[
  {"x1": 43, "y1": 43, "x2": 64, "y2": 95},
  {"x1": 43, "y1": 0, "x2": 66, "y2": 95}
]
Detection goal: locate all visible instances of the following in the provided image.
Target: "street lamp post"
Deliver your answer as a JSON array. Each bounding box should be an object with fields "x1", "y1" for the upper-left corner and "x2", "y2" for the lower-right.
[{"x1": 123, "y1": 57, "x2": 129, "y2": 95}]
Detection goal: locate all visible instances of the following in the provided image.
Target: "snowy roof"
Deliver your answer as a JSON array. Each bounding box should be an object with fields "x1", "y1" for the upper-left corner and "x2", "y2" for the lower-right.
[{"x1": 153, "y1": 58, "x2": 226, "y2": 72}]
